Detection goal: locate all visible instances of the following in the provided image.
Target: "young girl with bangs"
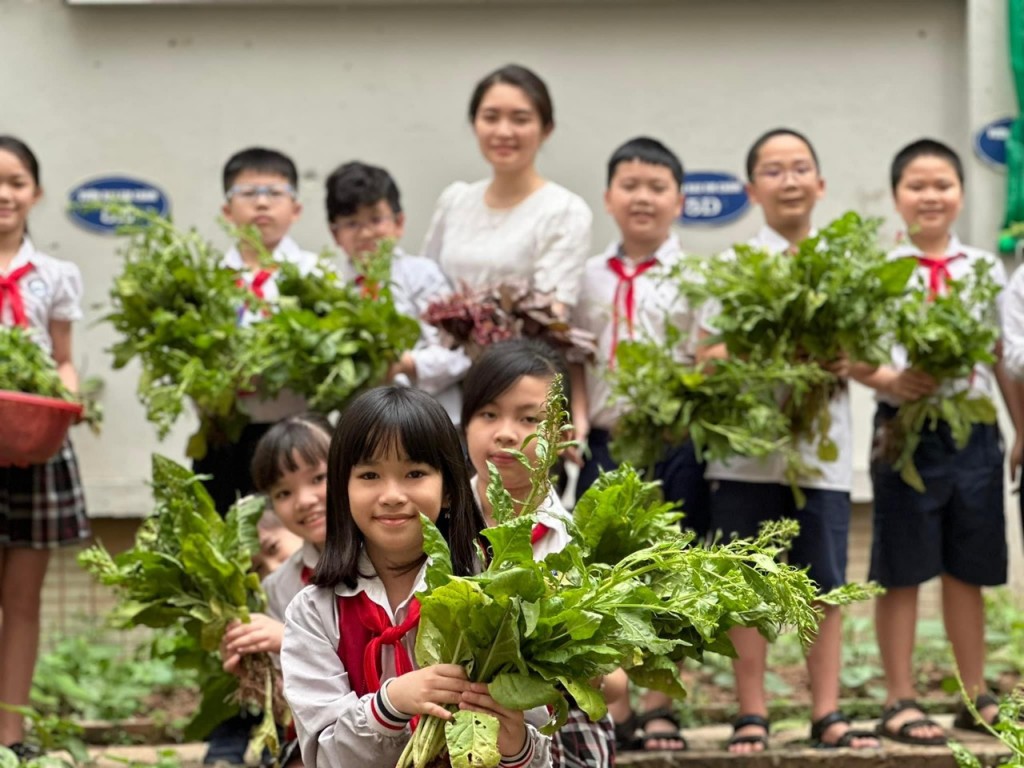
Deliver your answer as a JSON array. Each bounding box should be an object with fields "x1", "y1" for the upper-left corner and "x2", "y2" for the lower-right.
[
  {"x1": 461, "y1": 339, "x2": 614, "y2": 768},
  {"x1": 280, "y1": 386, "x2": 551, "y2": 768},
  {"x1": 0, "y1": 136, "x2": 89, "y2": 757}
]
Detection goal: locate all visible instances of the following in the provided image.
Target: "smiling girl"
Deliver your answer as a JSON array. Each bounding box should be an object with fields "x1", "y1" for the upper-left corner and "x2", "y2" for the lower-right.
[
  {"x1": 422, "y1": 64, "x2": 592, "y2": 317},
  {"x1": 280, "y1": 387, "x2": 551, "y2": 768},
  {"x1": 461, "y1": 339, "x2": 614, "y2": 768},
  {"x1": 0, "y1": 136, "x2": 89, "y2": 756}
]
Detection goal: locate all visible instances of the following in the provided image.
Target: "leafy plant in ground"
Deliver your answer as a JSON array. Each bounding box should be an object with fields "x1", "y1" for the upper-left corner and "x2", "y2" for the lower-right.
[
  {"x1": 0, "y1": 703, "x2": 88, "y2": 767},
  {"x1": 103, "y1": 207, "x2": 418, "y2": 458},
  {"x1": 399, "y1": 377, "x2": 878, "y2": 768},
  {"x1": 31, "y1": 631, "x2": 191, "y2": 723},
  {"x1": 951, "y1": 683, "x2": 1024, "y2": 768},
  {"x1": 0, "y1": 327, "x2": 102, "y2": 430},
  {"x1": 875, "y1": 259, "x2": 1001, "y2": 491},
  {"x1": 77, "y1": 456, "x2": 279, "y2": 757}
]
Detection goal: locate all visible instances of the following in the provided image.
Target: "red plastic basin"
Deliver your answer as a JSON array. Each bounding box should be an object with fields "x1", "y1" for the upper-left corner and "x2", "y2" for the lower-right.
[{"x1": 0, "y1": 390, "x2": 83, "y2": 467}]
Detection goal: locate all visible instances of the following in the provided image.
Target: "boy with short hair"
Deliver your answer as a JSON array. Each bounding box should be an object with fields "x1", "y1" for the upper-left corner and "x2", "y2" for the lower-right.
[
  {"x1": 193, "y1": 147, "x2": 319, "y2": 518},
  {"x1": 699, "y1": 128, "x2": 878, "y2": 752},
  {"x1": 571, "y1": 136, "x2": 707, "y2": 755},
  {"x1": 855, "y1": 138, "x2": 1013, "y2": 743},
  {"x1": 325, "y1": 161, "x2": 470, "y2": 423}
]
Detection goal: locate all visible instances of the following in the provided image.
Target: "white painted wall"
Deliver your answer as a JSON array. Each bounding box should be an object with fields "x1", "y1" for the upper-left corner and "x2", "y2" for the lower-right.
[{"x1": 1, "y1": 0, "x2": 1017, "y2": 559}]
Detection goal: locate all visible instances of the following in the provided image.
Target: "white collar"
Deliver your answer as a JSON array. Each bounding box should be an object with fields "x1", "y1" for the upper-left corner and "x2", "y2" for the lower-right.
[
  {"x1": 601, "y1": 233, "x2": 682, "y2": 264},
  {"x1": 751, "y1": 225, "x2": 817, "y2": 255},
  {"x1": 890, "y1": 233, "x2": 965, "y2": 259},
  {"x1": 222, "y1": 235, "x2": 303, "y2": 271},
  {"x1": 3, "y1": 237, "x2": 35, "y2": 275}
]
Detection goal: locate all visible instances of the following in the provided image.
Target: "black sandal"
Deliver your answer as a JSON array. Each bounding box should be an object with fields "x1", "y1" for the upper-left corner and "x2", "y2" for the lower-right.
[
  {"x1": 877, "y1": 699, "x2": 947, "y2": 746},
  {"x1": 617, "y1": 706, "x2": 687, "y2": 752},
  {"x1": 810, "y1": 711, "x2": 880, "y2": 749},
  {"x1": 953, "y1": 693, "x2": 1001, "y2": 734},
  {"x1": 727, "y1": 713, "x2": 770, "y2": 752}
]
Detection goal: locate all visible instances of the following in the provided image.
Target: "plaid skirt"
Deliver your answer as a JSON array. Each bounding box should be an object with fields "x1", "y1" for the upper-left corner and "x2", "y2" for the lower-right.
[
  {"x1": 551, "y1": 709, "x2": 615, "y2": 768},
  {"x1": 0, "y1": 439, "x2": 90, "y2": 548}
]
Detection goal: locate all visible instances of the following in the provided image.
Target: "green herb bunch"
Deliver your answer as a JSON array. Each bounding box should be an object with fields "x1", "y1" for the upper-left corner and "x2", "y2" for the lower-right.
[
  {"x1": 78, "y1": 456, "x2": 280, "y2": 758},
  {"x1": 0, "y1": 326, "x2": 102, "y2": 430},
  {"x1": 608, "y1": 212, "x2": 912, "y2": 499},
  {"x1": 104, "y1": 207, "x2": 419, "y2": 458},
  {"x1": 399, "y1": 379, "x2": 876, "y2": 768},
  {"x1": 878, "y1": 258, "x2": 1001, "y2": 491},
  {"x1": 680, "y1": 212, "x2": 913, "y2": 457},
  {"x1": 682, "y1": 212, "x2": 914, "y2": 365},
  {"x1": 239, "y1": 249, "x2": 420, "y2": 420},
  {"x1": 610, "y1": 331, "x2": 833, "y2": 484},
  {"x1": 104, "y1": 211, "x2": 252, "y2": 454}
]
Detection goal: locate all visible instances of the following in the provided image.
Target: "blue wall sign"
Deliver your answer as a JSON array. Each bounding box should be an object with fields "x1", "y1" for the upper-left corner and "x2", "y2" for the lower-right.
[
  {"x1": 68, "y1": 176, "x2": 170, "y2": 235},
  {"x1": 679, "y1": 171, "x2": 749, "y2": 226},
  {"x1": 973, "y1": 117, "x2": 1014, "y2": 169}
]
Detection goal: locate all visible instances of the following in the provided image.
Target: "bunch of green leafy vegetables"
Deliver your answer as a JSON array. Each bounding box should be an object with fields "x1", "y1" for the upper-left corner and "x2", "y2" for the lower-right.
[
  {"x1": 876, "y1": 259, "x2": 1001, "y2": 491},
  {"x1": 399, "y1": 378, "x2": 876, "y2": 768},
  {"x1": 0, "y1": 327, "x2": 102, "y2": 430},
  {"x1": 238, "y1": 249, "x2": 419, "y2": 420},
  {"x1": 104, "y1": 206, "x2": 419, "y2": 459},
  {"x1": 608, "y1": 211, "x2": 912, "y2": 496},
  {"x1": 682, "y1": 211, "x2": 914, "y2": 366},
  {"x1": 77, "y1": 455, "x2": 280, "y2": 758},
  {"x1": 610, "y1": 329, "x2": 834, "y2": 488}
]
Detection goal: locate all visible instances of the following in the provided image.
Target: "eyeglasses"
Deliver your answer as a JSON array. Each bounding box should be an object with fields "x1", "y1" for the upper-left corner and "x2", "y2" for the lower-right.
[
  {"x1": 753, "y1": 165, "x2": 817, "y2": 182},
  {"x1": 226, "y1": 184, "x2": 296, "y2": 202},
  {"x1": 331, "y1": 215, "x2": 396, "y2": 234}
]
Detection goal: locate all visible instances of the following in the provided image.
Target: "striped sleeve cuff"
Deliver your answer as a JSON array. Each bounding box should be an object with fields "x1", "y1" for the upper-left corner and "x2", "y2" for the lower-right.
[
  {"x1": 498, "y1": 734, "x2": 535, "y2": 768},
  {"x1": 368, "y1": 680, "x2": 412, "y2": 733}
]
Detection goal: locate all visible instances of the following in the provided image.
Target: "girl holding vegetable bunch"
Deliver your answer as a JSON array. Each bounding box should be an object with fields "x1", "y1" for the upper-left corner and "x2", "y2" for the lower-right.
[
  {"x1": 462, "y1": 339, "x2": 614, "y2": 768},
  {"x1": 0, "y1": 136, "x2": 90, "y2": 756},
  {"x1": 280, "y1": 386, "x2": 551, "y2": 768}
]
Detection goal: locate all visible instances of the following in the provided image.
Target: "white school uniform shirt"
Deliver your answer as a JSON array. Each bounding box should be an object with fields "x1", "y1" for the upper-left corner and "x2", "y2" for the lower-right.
[
  {"x1": 471, "y1": 478, "x2": 573, "y2": 561},
  {"x1": 1, "y1": 238, "x2": 83, "y2": 353},
  {"x1": 421, "y1": 180, "x2": 592, "y2": 307},
  {"x1": 1002, "y1": 263, "x2": 1024, "y2": 379},
  {"x1": 701, "y1": 226, "x2": 853, "y2": 492},
  {"x1": 222, "y1": 236, "x2": 319, "y2": 423},
  {"x1": 335, "y1": 247, "x2": 471, "y2": 424},
  {"x1": 281, "y1": 552, "x2": 552, "y2": 768},
  {"x1": 880, "y1": 235, "x2": 1006, "y2": 405},
  {"x1": 573, "y1": 235, "x2": 698, "y2": 431},
  {"x1": 262, "y1": 540, "x2": 321, "y2": 623}
]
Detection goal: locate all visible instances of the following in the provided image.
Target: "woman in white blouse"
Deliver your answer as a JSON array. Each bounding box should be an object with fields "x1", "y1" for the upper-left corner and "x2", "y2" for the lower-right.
[{"x1": 422, "y1": 64, "x2": 592, "y2": 315}]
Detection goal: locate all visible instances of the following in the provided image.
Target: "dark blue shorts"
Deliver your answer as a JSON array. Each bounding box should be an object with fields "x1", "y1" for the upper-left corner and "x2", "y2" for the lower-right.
[
  {"x1": 708, "y1": 479, "x2": 850, "y2": 592},
  {"x1": 576, "y1": 429, "x2": 710, "y2": 539},
  {"x1": 869, "y1": 405, "x2": 1007, "y2": 588}
]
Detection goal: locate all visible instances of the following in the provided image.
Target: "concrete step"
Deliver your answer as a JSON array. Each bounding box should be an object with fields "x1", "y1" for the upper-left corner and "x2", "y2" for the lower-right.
[
  {"x1": 79, "y1": 714, "x2": 1011, "y2": 768},
  {"x1": 618, "y1": 715, "x2": 1011, "y2": 768}
]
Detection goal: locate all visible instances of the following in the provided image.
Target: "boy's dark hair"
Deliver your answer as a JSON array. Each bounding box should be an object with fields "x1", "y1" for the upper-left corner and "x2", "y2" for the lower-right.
[
  {"x1": 469, "y1": 64, "x2": 554, "y2": 130},
  {"x1": 325, "y1": 161, "x2": 402, "y2": 221},
  {"x1": 251, "y1": 413, "x2": 333, "y2": 493},
  {"x1": 222, "y1": 147, "x2": 298, "y2": 193},
  {"x1": 890, "y1": 138, "x2": 964, "y2": 192},
  {"x1": 607, "y1": 136, "x2": 684, "y2": 187},
  {"x1": 0, "y1": 136, "x2": 40, "y2": 186},
  {"x1": 745, "y1": 128, "x2": 820, "y2": 180},
  {"x1": 461, "y1": 338, "x2": 570, "y2": 429},
  {"x1": 314, "y1": 387, "x2": 484, "y2": 589}
]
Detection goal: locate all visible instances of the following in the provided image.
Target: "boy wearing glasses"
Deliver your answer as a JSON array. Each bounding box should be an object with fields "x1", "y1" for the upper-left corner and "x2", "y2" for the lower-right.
[
  {"x1": 326, "y1": 161, "x2": 469, "y2": 424},
  {"x1": 200, "y1": 147, "x2": 320, "y2": 764},
  {"x1": 697, "y1": 129, "x2": 879, "y2": 753},
  {"x1": 194, "y1": 148, "x2": 319, "y2": 517}
]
